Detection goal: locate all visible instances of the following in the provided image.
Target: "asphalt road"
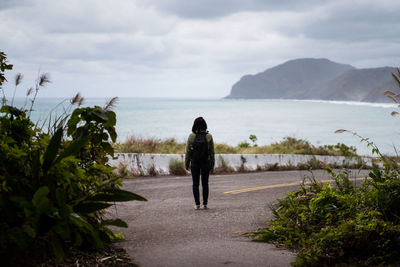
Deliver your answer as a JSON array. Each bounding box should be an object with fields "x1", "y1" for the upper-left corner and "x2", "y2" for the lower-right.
[{"x1": 113, "y1": 169, "x2": 371, "y2": 267}]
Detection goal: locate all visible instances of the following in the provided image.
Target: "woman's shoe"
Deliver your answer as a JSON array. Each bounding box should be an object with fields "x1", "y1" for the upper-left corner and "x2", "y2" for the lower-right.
[
  {"x1": 195, "y1": 205, "x2": 200, "y2": 210},
  {"x1": 203, "y1": 205, "x2": 208, "y2": 210}
]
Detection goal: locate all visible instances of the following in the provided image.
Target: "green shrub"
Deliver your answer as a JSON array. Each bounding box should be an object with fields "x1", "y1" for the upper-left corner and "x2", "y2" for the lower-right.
[
  {"x1": 169, "y1": 159, "x2": 187, "y2": 176},
  {"x1": 322, "y1": 143, "x2": 358, "y2": 157},
  {"x1": 238, "y1": 141, "x2": 250, "y2": 148},
  {"x1": 0, "y1": 54, "x2": 146, "y2": 265},
  {"x1": 255, "y1": 150, "x2": 400, "y2": 265},
  {"x1": 249, "y1": 134, "x2": 258, "y2": 147}
]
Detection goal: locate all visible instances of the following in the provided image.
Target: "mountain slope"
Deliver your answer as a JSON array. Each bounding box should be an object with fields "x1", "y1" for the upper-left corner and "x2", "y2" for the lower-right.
[
  {"x1": 303, "y1": 67, "x2": 397, "y2": 101},
  {"x1": 226, "y1": 58, "x2": 397, "y2": 102},
  {"x1": 226, "y1": 58, "x2": 354, "y2": 99}
]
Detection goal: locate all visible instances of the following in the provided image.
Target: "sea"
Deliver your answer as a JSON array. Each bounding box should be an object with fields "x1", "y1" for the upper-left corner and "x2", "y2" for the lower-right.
[{"x1": 10, "y1": 97, "x2": 400, "y2": 156}]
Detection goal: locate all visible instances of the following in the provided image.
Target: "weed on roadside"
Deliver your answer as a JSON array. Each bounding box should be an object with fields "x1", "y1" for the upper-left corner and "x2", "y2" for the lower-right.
[
  {"x1": 169, "y1": 159, "x2": 187, "y2": 176},
  {"x1": 214, "y1": 156, "x2": 235, "y2": 174},
  {"x1": 148, "y1": 164, "x2": 159, "y2": 176}
]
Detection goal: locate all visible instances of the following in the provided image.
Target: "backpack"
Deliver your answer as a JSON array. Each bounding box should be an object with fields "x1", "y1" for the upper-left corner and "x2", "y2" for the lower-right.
[{"x1": 190, "y1": 133, "x2": 209, "y2": 164}]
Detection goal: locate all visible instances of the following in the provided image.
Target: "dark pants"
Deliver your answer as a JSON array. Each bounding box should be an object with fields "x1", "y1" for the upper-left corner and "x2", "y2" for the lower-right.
[{"x1": 191, "y1": 161, "x2": 210, "y2": 206}]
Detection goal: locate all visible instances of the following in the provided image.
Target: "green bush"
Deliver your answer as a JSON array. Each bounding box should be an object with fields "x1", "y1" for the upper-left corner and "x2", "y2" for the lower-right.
[
  {"x1": 238, "y1": 141, "x2": 250, "y2": 148},
  {"x1": 169, "y1": 159, "x2": 187, "y2": 176},
  {"x1": 255, "y1": 165, "x2": 400, "y2": 266},
  {"x1": 0, "y1": 54, "x2": 146, "y2": 265}
]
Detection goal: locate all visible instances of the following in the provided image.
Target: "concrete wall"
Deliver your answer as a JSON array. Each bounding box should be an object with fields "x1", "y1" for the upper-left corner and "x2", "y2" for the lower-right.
[{"x1": 108, "y1": 153, "x2": 373, "y2": 176}]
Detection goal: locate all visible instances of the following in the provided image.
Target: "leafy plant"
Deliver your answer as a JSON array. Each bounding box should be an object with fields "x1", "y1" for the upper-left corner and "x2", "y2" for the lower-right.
[
  {"x1": 238, "y1": 141, "x2": 250, "y2": 148},
  {"x1": 0, "y1": 52, "x2": 13, "y2": 104},
  {"x1": 322, "y1": 143, "x2": 358, "y2": 157},
  {"x1": 249, "y1": 134, "x2": 258, "y2": 147},
  {"x1": 0, "y1": 53, "x2": 146, "y2": 265},
  {"x1": 255, "y1": 164, "x2": 400, "y2": 266}
]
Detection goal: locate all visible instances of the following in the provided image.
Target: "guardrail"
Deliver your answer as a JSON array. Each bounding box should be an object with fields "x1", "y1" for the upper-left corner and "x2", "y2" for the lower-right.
[{"x1": 108, "y1": 153, "x2": 373, "y2": 176}]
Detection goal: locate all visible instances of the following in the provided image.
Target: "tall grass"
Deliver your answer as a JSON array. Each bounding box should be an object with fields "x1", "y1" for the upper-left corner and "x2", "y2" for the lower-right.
[
  {"x1": 114, "y1": 136, "x2": 358, "y2": 156},
  {"x1": 114, "y1": 136, "x2": 186, "y2": 154}
]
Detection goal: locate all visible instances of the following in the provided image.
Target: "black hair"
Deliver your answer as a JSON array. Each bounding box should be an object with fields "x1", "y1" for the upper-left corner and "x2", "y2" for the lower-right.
[{"x1": 192, "y1": 117, "x2": 208, "y2": 133}]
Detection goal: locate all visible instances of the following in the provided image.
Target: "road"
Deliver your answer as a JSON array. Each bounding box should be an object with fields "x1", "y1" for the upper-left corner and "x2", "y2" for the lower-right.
[{"x1": 113, "y1": 169, "x2": 370, "y2": 267}]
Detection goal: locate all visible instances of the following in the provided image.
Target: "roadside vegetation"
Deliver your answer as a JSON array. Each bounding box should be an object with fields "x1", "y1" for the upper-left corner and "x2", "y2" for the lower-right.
[
  {"x1": 0, "y1": 52, "x2": 145, "y2": 265},
  {"x1": 254, "y1": 67, "x2": 400, "y2": 266},
  {"x1": 115, "y1": 135, "x2": 358, "y2": 157},
  {"x1": 169, "y1": 159, "x2": 187, "y2": 176}
]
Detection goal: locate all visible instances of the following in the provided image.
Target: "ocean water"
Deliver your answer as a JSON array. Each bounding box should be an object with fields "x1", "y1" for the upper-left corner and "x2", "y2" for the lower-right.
[{"x1": 10, "y1": 97, "x2": 400, "y2": 156}]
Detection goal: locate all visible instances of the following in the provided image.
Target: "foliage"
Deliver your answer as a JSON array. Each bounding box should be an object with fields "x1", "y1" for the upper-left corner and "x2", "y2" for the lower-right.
[
  {"x1": 255, "y1": 164, "x2": 400, "y2": 266},
  {"x1": 0, "y1": 53, "x2": 146, "y2": 265},
  {"x1": 169, "y1": 159, "x2": 187, "y2": 176},
  {"x1": 249, "y1": 134, "x2": 258, "y2": 147},
  {"x1": 115, "y1": 135, "x2": 359, "y2": 157},
  {"x1": 238, "y1": 141, "x2": 250, "y2": 148},
  {"x1": 322, "y1": 142, "x2": 358, "y2": 157},
  {"x1": 0, "y1": 52, "x2": 13, "y2": 104},
  {"x1": 0, "y1": 52, "x2": 13, "y2": 86},
  {"x1": 264, "y1": 137, "x2": 357, "y2": 157}
]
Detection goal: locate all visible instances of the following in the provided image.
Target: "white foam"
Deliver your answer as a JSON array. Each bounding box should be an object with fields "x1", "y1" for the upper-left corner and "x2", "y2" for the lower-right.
[{"x1": 291, "y1": 99, "x2": 397, "y2": 108}]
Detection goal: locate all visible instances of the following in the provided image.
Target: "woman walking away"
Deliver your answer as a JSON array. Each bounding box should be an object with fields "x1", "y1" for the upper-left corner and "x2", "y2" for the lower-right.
[{"x1": 185, "y1": 117, "x2": 215, "y2": 210}]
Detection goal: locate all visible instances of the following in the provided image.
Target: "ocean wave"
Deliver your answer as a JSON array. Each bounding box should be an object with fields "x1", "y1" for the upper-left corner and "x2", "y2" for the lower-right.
[{"x1": 291, "y1": 99, "x2": 397, "y2": 108}]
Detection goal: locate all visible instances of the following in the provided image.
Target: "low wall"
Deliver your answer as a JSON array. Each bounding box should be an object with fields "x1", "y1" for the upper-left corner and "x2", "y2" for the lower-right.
[{"x1": 108, "y1": 153, "x2": 373, "y2": 176}]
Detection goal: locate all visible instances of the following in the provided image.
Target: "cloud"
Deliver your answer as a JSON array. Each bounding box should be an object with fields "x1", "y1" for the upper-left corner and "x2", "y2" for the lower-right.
[
  {"x1": 301, "y1": 0, "x2": 400, "y2": 43},
  {"x1": 0, "y1": 0, "x2": 399, "y2": 98},
  {"x1": 0, "y1": 0, "x2": 28, "y2": 10},
  {"x1": 140, "y1": 0, "x2": 324, "y2": 19}
]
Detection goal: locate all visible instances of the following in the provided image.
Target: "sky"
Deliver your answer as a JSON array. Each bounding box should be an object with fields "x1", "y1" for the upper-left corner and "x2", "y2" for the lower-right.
[{"x1": 1, "y1": 0, "x2": 400, "y2": 98}]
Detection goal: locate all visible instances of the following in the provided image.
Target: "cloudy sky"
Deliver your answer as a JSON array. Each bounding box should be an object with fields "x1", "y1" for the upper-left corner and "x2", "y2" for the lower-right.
[{"x1": 1, "y1": 0, "x2": 399, "y2": 98}]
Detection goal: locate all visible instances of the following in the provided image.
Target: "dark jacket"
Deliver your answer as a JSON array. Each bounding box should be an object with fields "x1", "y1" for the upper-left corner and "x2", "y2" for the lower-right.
[{"x1": 185, "y1": 132, "x2": 215, "y2": 169}]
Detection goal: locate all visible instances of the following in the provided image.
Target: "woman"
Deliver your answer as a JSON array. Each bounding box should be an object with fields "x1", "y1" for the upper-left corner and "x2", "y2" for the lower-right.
[{"x1": 185, "y1": 117, "x2": 215, "y2": 210}]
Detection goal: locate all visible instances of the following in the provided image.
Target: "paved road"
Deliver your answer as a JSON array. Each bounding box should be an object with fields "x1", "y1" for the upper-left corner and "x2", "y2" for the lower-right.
[{"x1": 114, "y1": 169, "x2": 370, "y2": 267}]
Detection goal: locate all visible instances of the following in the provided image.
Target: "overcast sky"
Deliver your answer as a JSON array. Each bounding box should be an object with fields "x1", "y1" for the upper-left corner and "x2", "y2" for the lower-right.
[{"x1": 1, "y1": 0, "x2": 399, "y2": 98}]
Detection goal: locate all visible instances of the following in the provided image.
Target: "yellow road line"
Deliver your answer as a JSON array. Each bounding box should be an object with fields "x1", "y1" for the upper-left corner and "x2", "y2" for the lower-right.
[{"x1": 223, "y1": 177, "x2": 368, "y2": 194}]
